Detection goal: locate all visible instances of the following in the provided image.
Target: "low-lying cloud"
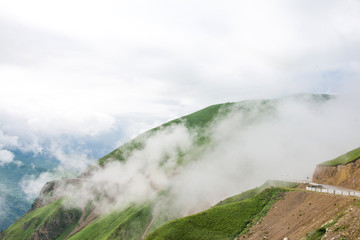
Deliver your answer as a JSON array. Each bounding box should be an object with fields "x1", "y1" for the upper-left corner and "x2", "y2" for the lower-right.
[
  {"x1": 55, "y1": 93, "x2": 360, "y2": 218},
  {"x1": 170, "y1": 95, "x2": 360, "y2": 214},
  {"x1": 60, "y1": 124, "x2": 193, "y2": 213}
]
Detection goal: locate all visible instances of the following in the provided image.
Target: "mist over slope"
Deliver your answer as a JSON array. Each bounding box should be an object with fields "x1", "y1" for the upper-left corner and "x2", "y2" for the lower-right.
[
  {"x1": 3, "y1": 93, "x2": 360, "y2": 239},
  {"x1": 57, "y1": 94, "x2": 360, "y2": 215}
]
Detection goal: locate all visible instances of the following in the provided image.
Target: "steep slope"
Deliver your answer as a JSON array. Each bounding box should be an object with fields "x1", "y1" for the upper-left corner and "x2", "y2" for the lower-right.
[
  {"x1": 313, "y1": 147, "x2": 360, "y2": 190},
  {"x1": 1, "y1": 94, "x2": 334, "y2": 239},
  {"x1": 146, "y1": 186, "x2": 360, "y2": 240},
  {"x1": 1, "y1": 199, "x2": 81, "y2": 240},
  {"x1": 240, "y1": 191, "x2": 357, "y2": 239},
  {"x1": 146, "y1": 187, "x2": 292, "y2": 240}
]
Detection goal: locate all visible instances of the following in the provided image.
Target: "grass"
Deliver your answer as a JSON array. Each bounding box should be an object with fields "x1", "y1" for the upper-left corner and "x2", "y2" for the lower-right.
[
  {"x1": 216, "y1": 180, "x2": 297, "y2": 207},
  {"x1": 2, "y1": 200, "x2": 62, "y2": 239},
  {"x1": 2, "y1": 199, "x2": 82, "y2": 240},
  {"x1": 68, "y1": 203, "x2": 152, "y2": 240},
  {"x1": 145, "y1": 187, "x2": 289, "y2": 240},
  {"x1": 319, "y1": 147, "x2": 360, "y2": 166}
]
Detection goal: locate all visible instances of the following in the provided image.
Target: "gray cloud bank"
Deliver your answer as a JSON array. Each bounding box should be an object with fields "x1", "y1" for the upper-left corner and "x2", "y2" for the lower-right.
[
  {"x1": 0, "y1": 0, "x2": 360, "y2": 171},
  {"x1": 0, "y1": 0, "x2": 360, "y2": 217}
]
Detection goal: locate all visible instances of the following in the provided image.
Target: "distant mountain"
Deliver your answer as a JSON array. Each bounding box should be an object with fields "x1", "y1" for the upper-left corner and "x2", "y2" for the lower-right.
[
  {"x1": 2, "y1": 94, "x2": 341, "y2": 239},
  {"x1": 0, "y1": 151, "x2": 59, "y2": 230}
]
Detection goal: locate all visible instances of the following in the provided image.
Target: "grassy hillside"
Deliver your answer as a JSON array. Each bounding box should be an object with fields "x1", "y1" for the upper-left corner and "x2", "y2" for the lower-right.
[
  {"x1": 319, "y1": 147, "x2": 360, "y2": 166},
  {"x1": 68, "y1": 204, "x2": 152, "y2": 240},
  {"x1": 215, "y1": 180, "x2": 297, "y2": 207},
  {"x1": 2, "y1": 94, "x2": 333, "y2": 239},
  {"x1": 146, "y1": 187, "x2": 290, "y2": 240},
  {"x1": 1, "y1": 199, "x2": 81, "y2": 240}
]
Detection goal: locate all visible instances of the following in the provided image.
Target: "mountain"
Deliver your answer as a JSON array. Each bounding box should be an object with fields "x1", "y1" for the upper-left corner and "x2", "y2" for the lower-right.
[{"x1": 3, "y1": 93, "x2": 353, "y2": 240}]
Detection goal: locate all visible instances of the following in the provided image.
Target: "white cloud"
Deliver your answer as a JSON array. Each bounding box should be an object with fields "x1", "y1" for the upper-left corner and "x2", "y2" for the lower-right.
[
  {"x1": 0, "y1": 150, "x2": 14, "y2": 165},
  {"x1": 20, "y1": 172, "x2": 55, "y2": 199},
  {"x1": 0, "y1": 1, "x2": 359, "y2": 135},
  {"x1": 169, "y1": 96, "x2": 360, "y2": 214},
  {"x1": 0, "y1": 0, "x2": 359, "y2": 118},
  {"x1": 0, "y1": 130, "x2": 18, "y2": 149},
  {"x1": 59, "y1": 124, "x2": 194, "y2": 213},
  {"x1": 49, "y1": 146, "x2": 95, "y2": 172},
  {"x1": 19, "y1": 168, "x2": 79, "y2": 200}
]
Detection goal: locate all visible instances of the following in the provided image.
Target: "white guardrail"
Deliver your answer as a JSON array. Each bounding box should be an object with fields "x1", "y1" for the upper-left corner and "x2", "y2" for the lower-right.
[
  {"x1": 285, "y1": 180, "x2": 360, "y2": 197},
  {"x1": 305, "y1": 185, "x2": 360, "y2": 197}
]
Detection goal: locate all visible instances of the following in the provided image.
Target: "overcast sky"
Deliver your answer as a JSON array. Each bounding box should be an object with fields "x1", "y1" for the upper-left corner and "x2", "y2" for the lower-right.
[{"x1": 1, "y1": 0, "x2": 360, "y2": 167}]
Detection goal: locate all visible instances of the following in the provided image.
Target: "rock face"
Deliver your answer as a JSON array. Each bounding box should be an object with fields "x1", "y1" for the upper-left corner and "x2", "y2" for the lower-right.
[
  {"x1": 312, "y1": 158, "x2": 360, "y2": 190},
  {"x1": 30, "y1": 178, "x2": 84, "y2": 211},
  {"x1": 29, "y1": 181, "x2": 57, "y2": 211}
]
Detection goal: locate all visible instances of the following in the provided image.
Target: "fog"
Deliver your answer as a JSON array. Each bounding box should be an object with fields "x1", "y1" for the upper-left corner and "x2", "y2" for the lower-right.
[{"x1": 55, "y1": 93, "x2": 360, "y2": 217}]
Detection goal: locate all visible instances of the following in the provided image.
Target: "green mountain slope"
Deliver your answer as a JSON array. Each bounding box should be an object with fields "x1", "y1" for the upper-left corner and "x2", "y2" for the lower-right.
[
  {"x1": 145, "y1": 187, "x2": 290, "y2": 240},
  {"x1": 319, "y1": 146, "x2": 360, "y2": 166},
  {"x1": 68, "y1": 204, "x2": 152, "y2": 240},
  {"x1": 1, "y1": 94, "x2": 333, "y2": 239},
  {"x1": 1, "y1": 199, "x2": 81, "y2": 240}
]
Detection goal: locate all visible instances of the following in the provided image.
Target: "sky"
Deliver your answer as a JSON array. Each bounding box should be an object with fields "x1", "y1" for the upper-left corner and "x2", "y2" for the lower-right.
[{"x1": 1, "y1": 0, "x2": 360, "y2": 169}]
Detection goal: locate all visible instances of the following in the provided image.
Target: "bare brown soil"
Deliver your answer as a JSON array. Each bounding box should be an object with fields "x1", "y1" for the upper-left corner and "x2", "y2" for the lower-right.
[
  {"x1": 324, "y1": 205, "x2": 360, "y2": 239},
  {"x1": 313, "y1": 158, "x2": 360, "y2": 191},
  {"x1": 239, "y1": 191, "x2": 359, "y2": 240}
]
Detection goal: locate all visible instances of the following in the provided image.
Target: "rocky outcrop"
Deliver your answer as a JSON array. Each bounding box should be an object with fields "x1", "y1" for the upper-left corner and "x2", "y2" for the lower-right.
[
  {"x1": 29, "y1": 181, "x2": 57, "y2": 211},
  {"x1": 30, "y1": 178, "x2": 84, "y2": 211},
  {"x1": 312, "y1": 158, "x2": 360, "y2": 190}
]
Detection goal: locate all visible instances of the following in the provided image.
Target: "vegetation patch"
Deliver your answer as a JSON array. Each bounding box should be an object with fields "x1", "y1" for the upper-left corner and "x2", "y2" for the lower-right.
[
  {"x1": 319, "y1": 147, "x2": 360, "y2": 166},
  {"x1": 306, "y1": 218, "x2": 338, "y2": 239},
  {"x1": 2, "y1": 200, "x2": 62, "y2": 239},
  {"x1": 69, "y1": 203, "x2": 152, "y2": 240},
  {"x1": 216, "y1": 180, "x2": 297, "y2": 207},
  {"x1": 146, "y1": 187, "x2": 289, "y2": 240}
]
